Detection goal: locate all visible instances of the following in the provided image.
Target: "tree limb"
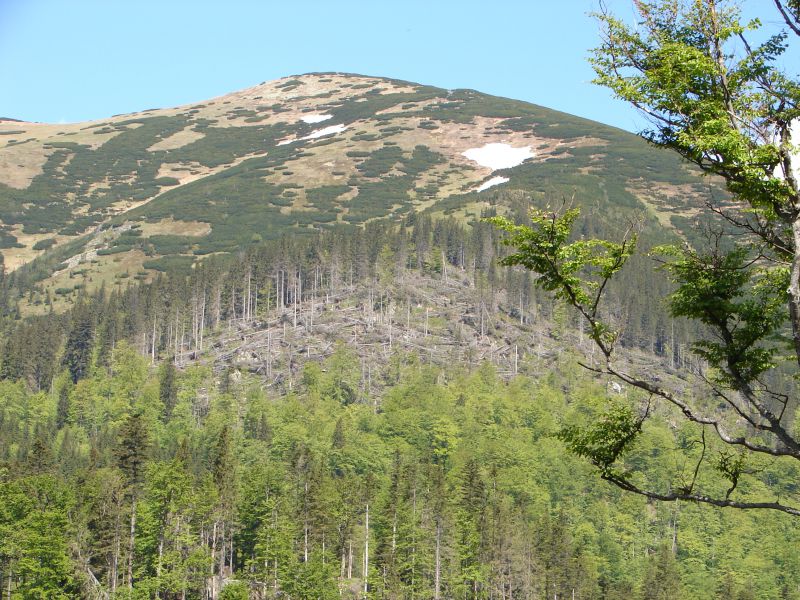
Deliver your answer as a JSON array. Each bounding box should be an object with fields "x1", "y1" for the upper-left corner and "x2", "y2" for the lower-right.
[{"x1": 602, "y1": 471, "x2": 800, "y2": 516}]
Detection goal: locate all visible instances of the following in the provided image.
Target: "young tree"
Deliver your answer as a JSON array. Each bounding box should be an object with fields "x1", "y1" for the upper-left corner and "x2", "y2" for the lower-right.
[
  {"x1": 62, "y1": 300, "x2": 95, "y2": 384},
  {"x1": 115, "y1": 411, "x2": 150, "y2": 588},
  {"x1": 159, "y1": 359, "x2": 178, "y2": 422},
  {"x1": 491, "y1": 0, "x2": 800, "y2": 516}
]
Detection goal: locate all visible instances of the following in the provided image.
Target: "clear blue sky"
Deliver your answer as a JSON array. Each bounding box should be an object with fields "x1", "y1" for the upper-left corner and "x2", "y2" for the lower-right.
[{"x1": 0, "y1": 1, "x2": 793, "y2": 132}]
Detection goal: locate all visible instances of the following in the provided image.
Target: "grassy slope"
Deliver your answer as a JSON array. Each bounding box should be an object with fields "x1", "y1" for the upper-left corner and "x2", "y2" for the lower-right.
[{"x1": 0, "y1": 73, "x2": 725, "y2": 308}]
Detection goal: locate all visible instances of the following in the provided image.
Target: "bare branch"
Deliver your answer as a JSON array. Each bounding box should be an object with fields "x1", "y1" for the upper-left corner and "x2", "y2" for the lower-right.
[
  {"x1": 601, "y1": 363, "x2": 800, "y2": 459},
  {"x1": 687, "y1": 429, "x2": 706, "y2": 494},
  {"x1": 602, "y1": 472, "x2": 800, "y2": 516},
  {"x1": 774, "y1": 0, "x2": 800, "y2": 36}
]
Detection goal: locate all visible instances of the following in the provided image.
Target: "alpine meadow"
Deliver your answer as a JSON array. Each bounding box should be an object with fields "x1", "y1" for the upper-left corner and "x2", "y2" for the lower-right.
[{"x1": 1, "y1": 1, "x2": 800, "y2": 599}]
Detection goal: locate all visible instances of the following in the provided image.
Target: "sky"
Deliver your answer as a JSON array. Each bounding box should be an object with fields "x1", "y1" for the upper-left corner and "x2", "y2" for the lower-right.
[{"x1": 0, "y1": 1, "x2": 794, "y2": 132}]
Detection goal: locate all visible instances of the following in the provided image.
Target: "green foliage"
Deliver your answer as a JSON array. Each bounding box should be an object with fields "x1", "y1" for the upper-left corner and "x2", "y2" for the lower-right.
[
  {"x1": 343, "y1": 145, "x2": 444, "y2": 223},
  {"x1": 0, "y1": 343, "x2": 798, "y2": 598},
  {"x1": 641, "y1": 544, "x2": 683, "y2": 600},
  {"x1": 146, "y1": 234, "x2": 194, "y2": 255},
  {"x1": 591, "y1": 1, "x2": 799, "y2": 214},
  {"x1": 0, "y1": 475, "x2": 79, "y2": 599},
  {"x1": 653, "y1": 243, "x2": 787, "y2": 388},
  {"x1": 559, "y1": 400, "x2": 644, "y2": 477},
  {"x1": 143, "y1": 255, "x2": 195, "y2": 274},
  {"x1": 490, "y1": 1, "x2": 800, "y2": 526},
  {"x1": 306, "y1": 185, "x2": 350, "y2": 212},
  {"x1": 62, "y1": 301, "x2": 94, "y2": 383},
  {"x1": 489, "y1": 206, "x2": 636, "y2": 348},
  {"x1": 219, "y1": 582, "x2": 249, "y2": 599},
  {"x1": 586, "y1": 0, "x2": 800, "y2": 388},
  {"x1": 356, "y1": 145, "x2": 404, "y2": 177},
  {"x1": 32, "y1": 238, "x2": 56, "y2": 251},
  {"x1": 0, "y1": 225, "x2": 22, "y2": 249},
  {"x1": 159, "y1": 360, "x2": 177, "y2": 421},
  {"x1": 116, "y1": 411, "x2": 150, "y2": 487}
]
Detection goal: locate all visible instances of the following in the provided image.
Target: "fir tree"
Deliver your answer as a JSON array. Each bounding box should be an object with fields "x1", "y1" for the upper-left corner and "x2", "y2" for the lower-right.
[
  {"x1": 641, "y1": 544, "x2": 682, "y2": 600},
  {"x1": 158, "y1": 359, "x2": 178, "y2": 422},
  {"x1": 62, "y1": 301, "x2": 95, "y2": 383}
]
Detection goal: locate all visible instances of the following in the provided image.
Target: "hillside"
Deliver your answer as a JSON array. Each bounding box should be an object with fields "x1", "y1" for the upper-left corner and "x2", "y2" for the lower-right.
[
  {"x1": 0, "y1": 73, "x2": 725, "y2": 309},
  {"x1": 3, "y1": 218, "x2": 799, "y2": 600},
  {"x1": 3, "y1": 73, "x2": 800, "y2": 600}
]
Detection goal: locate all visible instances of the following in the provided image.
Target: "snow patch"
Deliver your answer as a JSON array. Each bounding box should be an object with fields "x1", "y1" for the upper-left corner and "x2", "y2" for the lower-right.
[
  {"x1": 476, "y1": 176, "x2": 509, "y2": 192},
  {"x1": 304, "y1": 123, "x2": 347, "y2": 140},
  {"x1": 301, "y1": 114, "x2": 333, "y2": 124},
  {"x1": 462, "y1": 143, "x2": 534, "y2": 171},
  {"x1": 276, "y1": 123, "x2": 347, "y2": 146}
]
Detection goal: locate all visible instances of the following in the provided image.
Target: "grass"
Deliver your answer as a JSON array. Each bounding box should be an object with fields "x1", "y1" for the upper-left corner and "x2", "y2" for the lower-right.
[{"x1": 1, "y1": 73, "x2": 727, "y2": 297}]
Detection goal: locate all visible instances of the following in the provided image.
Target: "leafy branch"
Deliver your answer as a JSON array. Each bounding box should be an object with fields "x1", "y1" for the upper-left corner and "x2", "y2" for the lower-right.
[
  {"x1": 487, "y1": 206, "x2": 637, "y2": 358},
  {"x1": 490, "y1": 202, "x2": 800, "y2": 516}
]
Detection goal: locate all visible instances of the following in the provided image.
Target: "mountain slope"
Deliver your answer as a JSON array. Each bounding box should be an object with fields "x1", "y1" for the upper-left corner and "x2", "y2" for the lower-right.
[{"x1": 0, "y1": 73, "x2": 725, "y2": 307}]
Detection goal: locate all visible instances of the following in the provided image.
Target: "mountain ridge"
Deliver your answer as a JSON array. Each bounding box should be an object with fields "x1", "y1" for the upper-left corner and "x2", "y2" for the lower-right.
[{"x1": 0, "y1": 73, "x2": 725, "y2": 312}]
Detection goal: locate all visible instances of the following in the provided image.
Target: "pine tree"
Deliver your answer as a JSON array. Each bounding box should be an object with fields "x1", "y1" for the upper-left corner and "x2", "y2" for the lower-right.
[
  {"x1": 115, "y1": 411, "x2": 150, "y2": 589},
  {"x1": 159, "y1": 359, "x2": 178, "y2": 422},
  {"x1": 641, "y1": 544, "x2": 682, "y2": 600},
  {"x1": 62, "y1": 301, "x2": 95, "y2": 383}
]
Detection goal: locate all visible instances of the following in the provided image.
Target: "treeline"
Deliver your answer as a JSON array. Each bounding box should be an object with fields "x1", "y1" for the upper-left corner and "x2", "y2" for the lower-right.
[
  {"x1": 2, "y1": 345, "x2": 798, "y2": 599},
  {"x1": 0, "y1": 204, "x2": 692, "y2": 393}
]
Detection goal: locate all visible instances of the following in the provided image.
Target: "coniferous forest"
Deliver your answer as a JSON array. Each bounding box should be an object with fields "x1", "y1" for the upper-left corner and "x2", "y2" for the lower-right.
[
  {"x1": 0, "y1": 213, "x2": 799, "y2": 599},
  {"x1": 2, "y1": 0, "x2": 800, "y2": 597}
]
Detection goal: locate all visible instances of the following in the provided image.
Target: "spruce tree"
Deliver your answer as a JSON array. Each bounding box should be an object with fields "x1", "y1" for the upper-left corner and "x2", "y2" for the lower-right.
[
  {"x1": 115, "y1": 411, "x2": 149, "y2": 589},
  {"x1": 641, "y1": 544, "x2": 682, "y2": 600},
  {"x1": 62, "y1": 301, "x2": 95, "y2": 383},
  {"x1": 158, "y1": 360, "x2": 178, "y2": 422}
]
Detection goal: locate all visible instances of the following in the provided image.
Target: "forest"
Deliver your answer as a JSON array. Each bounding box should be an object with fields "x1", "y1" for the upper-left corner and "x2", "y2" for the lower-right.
[
  {"x1": 0, "y1": 209, "x2": 799, "y2": 599},
  {"x1": 2, "y1": 0, "x2": 800, "y2": 596},
  {"x1": 3, "y1": 343, "x2": 800, "y2": 600}
]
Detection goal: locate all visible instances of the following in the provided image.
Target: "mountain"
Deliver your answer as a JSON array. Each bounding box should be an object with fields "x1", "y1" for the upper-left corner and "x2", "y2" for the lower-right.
[
  {"x1": 5, "y1": 76, "x2": 800, "y2": 600},
  {"x1": 0, "y1": 73, "x2": 725, "y2": 310}
]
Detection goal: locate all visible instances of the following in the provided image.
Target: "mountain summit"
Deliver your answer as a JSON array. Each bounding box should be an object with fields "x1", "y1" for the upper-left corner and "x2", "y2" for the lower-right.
[{"x1": 0, "y1": 73, "x2": 721, "y2": 304}]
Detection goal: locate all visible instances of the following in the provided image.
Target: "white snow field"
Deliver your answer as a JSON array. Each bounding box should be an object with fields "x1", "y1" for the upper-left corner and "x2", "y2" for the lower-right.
[
  {"x1": 476, "y1": 176, "x2": 510, "y2": 192},
  {"x1": 304, "y1": 123, "x2": 347, "y2": 140},
  {"x1": 276, "y1": 123, "x2": 347, "y2": 146},
  {"x1": 462, "y1": 143, "x2": 534, "y2": 171},
  {"x1": 300, "y1": 114, "x2": 333, "y2": 124}
]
